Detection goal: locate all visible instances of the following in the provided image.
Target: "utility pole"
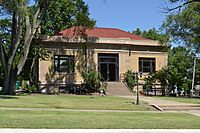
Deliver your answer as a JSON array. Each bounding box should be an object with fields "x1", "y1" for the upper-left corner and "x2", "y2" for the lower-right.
[{"x1": 191, "y1": 57, "x2": 196, "y2": 97}]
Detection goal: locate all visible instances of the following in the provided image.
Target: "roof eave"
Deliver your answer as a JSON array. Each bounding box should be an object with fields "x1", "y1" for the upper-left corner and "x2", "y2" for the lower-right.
[{"x1": 40, "y1": 35, "x2": 163, "y2": 47}]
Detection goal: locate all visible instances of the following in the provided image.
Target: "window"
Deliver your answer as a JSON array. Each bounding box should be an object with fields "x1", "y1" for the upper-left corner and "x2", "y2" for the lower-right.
[
  {"x1": 54, "y1": 55, "x2": 74, "y2": 73},
  {"x1": 139, "y1": 57, "x2": 155, "y2": 73}
]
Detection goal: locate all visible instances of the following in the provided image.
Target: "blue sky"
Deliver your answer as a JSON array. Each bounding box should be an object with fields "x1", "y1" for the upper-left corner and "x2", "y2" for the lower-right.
[{"x1": 84, "y1": 0, "x2": 167, "y2": 32}]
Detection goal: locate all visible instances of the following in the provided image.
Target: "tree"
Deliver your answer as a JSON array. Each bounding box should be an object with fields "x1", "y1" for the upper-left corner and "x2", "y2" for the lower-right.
[
  {"x1": 161, "y1": 0, "x2": 200, "y2": 96},
  {"x1": 164, "y1": 0, "x2": 200, "y2": 12},
  {"x1": 163, "y1": 0, "x2": 200, "y2": 51},
  {"x1": 0, "y1": 0, "x2": 50, "y2": 95},
  {"x1": 41, "y1": 0, "x2": 96, "y2": 35},
  {"x1": 153, "y1": 68, "x2": 169, "y2": 96},
  {"x1": 21, "y1": 0, "x2": 95, "y2": 84},
  {"x1": 132, "y1": 28, "x2": 169, "y2": 45},
  {"x1": 166, "y1": 47, "x2": 199, "y2": 94},
  {"x1": 168, "y1": 47, "x2": 200, "y2": 94},
  {"x1": 144, "y1": 46, "x2": 200, "y2": 95}
]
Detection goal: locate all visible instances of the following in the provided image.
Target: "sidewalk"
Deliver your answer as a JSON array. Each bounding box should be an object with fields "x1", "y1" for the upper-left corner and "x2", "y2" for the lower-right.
[
  {"x1": 119, "y1": 95, "x2": 200, "y2": 117},
  {"x1": 119, "y1": 95, "x2": 197, "y2": 106},
  {"x1": 140, "y1": 96, "x2": 198, "y2": 106}
]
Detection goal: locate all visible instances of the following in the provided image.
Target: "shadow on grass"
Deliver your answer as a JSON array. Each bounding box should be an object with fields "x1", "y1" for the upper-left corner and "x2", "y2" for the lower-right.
[
  {"x1": 126, "y1": 101, "x2": 135, "y2": 105},
  {"x1": 0, "y1": 96, "x2": 19, "y2": 99}
]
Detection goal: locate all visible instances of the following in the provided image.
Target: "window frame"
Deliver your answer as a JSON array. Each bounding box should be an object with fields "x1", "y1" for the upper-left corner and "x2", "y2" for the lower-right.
[
  {"x1": 54, "y1": 55, "x2": 75, "y2": 73},
  {"x1": 139, "y1": 57, "x2": 156, "y2": 73}
]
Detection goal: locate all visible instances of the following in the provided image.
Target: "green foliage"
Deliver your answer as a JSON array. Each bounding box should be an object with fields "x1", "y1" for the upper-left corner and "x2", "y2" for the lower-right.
[
  {"x1": 27, "y1": 85, "x2": 37, "y2": 93},
  {"x1": 182, "y1": 81, "x2": 191, "y2": 94},
  {"x1": 143, "y1": 73, "x2": 156, "y2": 86},
  {"x1": 163, "y1": 2, "x2": 200, "y2": 50},
  {"x1": 153, "y1": 68, "x2": 169, "y2": 86},
  {"x1": 168, "y1": 46, "x2": 194, "y2": 88},
  {"x1": 41, "y1": 0, "x2": 96, "y2": 35},
  {"x1": 0, "y1": 19, "x2": 11, "y2": 45},
  {"x1": 144, "y1": 46, "x2": 200, "y2": 95},
  {"x1": 132, "y1": 28, "x2": 170, "y2": 45},
  {"x1": 123, "y1": 70, "x2": 137, "y2": 92},
  {"x1": 20, "y1": 80, "x2": 37, "y2": 93},
  {"x1": 0, "y1": 18, "x2": 22, "y2": 68},
  {"x1": 81, "y1": 70, "x2": 101, "y2": 92},
  {"x1": 143, "y1": 69, "x2": 168, "y2": 94},
  {"x1": 30, "y1": 39, "x2": 50, "y2": 60}
]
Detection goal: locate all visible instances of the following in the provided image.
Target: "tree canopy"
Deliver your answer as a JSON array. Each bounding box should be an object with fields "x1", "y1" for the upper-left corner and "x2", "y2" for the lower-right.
[
  {"x1": 168, "y1": 46, "x2": 200, "y2": 93},
  {"x1": 163, "y1": 0, "x2": 200, "y2": 52},
  {"x1": 132, "y1": 28, "x2": 169, "y2": 45},
  {"x1": 41, "y1": 0, "x2": 96, "y2": 35}
]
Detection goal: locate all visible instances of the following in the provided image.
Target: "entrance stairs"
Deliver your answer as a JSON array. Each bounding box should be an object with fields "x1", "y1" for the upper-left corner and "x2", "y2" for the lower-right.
[{"x1": 106, "y1": 82, "x2": 132, "y2": 96}]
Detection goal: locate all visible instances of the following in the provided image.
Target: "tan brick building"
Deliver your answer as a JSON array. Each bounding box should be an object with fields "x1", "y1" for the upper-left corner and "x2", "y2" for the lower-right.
[{"x1": 38, "y1": 27, "x2": 168, "y2": 87}]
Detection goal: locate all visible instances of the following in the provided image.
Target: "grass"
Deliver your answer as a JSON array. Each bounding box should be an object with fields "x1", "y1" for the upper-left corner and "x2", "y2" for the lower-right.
[
  {"x1": 0, "y1": 110, "x2": 200, "y2": 129},
  {"x1": 157, "y1": 96, "x2": 200, "y2": 104},
  {"x1": 0, "y1": 95, "x2": 152, "y2": 111},
  {"x1": 0, "y1": 95, "x2": 200, "y2": 129}
]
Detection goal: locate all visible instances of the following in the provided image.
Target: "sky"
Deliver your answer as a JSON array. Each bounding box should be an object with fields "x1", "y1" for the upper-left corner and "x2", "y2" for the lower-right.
[{"x1": 84, "y1": 0, "x2": 168, "y2": 32}]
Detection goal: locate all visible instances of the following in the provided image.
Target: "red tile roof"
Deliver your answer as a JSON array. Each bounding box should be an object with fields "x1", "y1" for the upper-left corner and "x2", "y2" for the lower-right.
[{"x1": 57, "y1": 26, "x2": 148, "y2": 41}]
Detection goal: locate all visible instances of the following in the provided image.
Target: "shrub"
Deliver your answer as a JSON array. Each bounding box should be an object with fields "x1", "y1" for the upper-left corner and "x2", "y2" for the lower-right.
[
  {"x1": 27, "y1": 85, "x2": 37, "y2": 93},
  {"x1": 123, "y1": 70, "x2": 137, "y2": 92},
  {"x1": 81, "y1": 70, "x2": 101, "y2": 93}
]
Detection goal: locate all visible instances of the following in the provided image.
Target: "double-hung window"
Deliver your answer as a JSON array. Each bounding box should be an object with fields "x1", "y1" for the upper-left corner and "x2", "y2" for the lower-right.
[
  {"x1": 139, "y1": 57, "x2": 155, "y2": 73},
  {"x1": 54, "y1": 55, "x2": 74, "y2": 73}
]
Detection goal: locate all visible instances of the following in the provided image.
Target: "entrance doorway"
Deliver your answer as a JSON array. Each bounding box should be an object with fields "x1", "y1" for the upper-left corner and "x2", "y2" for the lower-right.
[{"x1": 98, "y1": 53, "x2": 119, "y2": 81}]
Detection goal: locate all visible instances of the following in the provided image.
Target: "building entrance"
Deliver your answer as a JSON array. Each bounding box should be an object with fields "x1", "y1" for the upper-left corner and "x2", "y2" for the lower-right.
[{"x1": 98, "y1": 53, "x2": 119, "y2": 81}]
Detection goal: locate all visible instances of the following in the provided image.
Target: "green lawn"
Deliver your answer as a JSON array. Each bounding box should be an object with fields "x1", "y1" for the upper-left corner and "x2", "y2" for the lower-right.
[
  {"x1": 0, "y1": 110, "x2": 199, "y2": 129},
  {"x1": 0, "y1": 95, "x2": 152, "y2": 111},
  {"x1": 0, "y1": 95, "x2": 200, "y2": 129},
  {"x1": 157, "y1": 96, "x2": 200, "y2": 104}
]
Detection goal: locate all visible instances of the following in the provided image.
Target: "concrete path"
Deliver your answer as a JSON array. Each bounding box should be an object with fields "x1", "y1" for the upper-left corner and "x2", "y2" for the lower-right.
[
  {"x1": 119, "y1": 95, "x2": 197, "y2": 106},
  {"x1": 139, "y1": 96, "x2": 197, "y2": 106},
  {"x1": 119, "y1": 95, "x2": 200, "y2": 117}
]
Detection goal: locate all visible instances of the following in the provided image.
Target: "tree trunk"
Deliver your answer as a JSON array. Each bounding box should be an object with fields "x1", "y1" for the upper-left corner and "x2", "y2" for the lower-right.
[
  {"x1": 30, "y1": 57, "x2": 36, "y2": 83},
  {"x1": 161, "y1": 85, "x2": 165, "y2": 96},
  {"x1": 1, "y1": 68, "x2": 17, "y2": 95}
]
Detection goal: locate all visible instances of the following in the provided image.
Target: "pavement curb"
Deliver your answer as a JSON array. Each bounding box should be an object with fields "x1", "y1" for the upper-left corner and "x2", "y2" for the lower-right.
[{"x1": 151, "y1": 104, "x2": 164, "y2": 111}]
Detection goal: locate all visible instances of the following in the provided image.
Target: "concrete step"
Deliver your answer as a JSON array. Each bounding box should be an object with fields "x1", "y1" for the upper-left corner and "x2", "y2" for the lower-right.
[{"x1": 106, "y1": 82, "x2": 132, "y2": 96}]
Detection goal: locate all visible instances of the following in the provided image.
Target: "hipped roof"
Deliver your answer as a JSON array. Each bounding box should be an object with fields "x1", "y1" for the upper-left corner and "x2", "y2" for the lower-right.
[{"x1": 57, "y1": 26, "x2": 149, "y2": 41}]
